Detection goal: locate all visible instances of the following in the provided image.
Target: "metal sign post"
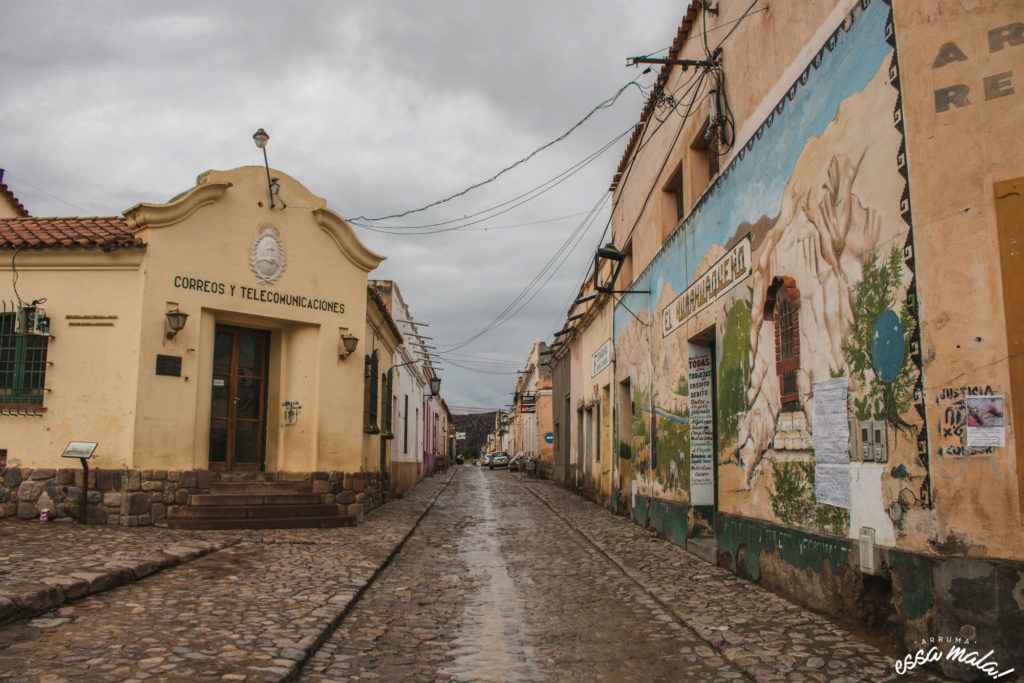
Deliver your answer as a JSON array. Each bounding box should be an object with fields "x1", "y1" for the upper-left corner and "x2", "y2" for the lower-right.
[{"x1": 61, "y1": 442, "x2": 98, "y2": 523}]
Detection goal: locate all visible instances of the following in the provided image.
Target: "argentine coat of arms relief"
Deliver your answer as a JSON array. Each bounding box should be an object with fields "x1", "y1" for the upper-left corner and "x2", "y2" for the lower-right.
[{"x1": 250, "y1": 224, "x2": 286, "y2": 284}]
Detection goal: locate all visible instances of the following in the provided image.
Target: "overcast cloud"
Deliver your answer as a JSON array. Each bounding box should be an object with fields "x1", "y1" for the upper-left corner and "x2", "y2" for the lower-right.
[{"x1": 0, "y1": 0, "x2": 684, "y2": 413}]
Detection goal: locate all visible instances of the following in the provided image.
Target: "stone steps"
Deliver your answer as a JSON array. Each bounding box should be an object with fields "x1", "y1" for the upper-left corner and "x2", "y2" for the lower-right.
[
  {"x1": 168, "y1": 503, "x2": 341, "y2": 520},
  {"x1": 165, "y1": 515, "x2": 354, "y2": 530},
  {"x1": 208, "y1": 481, "x2": 309, "y2": 494},
  {"x1": 188, "y1": 493, "x2": 322, "y2": 506},
  {"x1": 165, "y1": 480, "x2": 353, "y2": 530}
]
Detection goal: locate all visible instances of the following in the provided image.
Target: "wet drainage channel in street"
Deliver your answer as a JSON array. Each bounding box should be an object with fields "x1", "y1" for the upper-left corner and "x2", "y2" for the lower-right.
[{"x1": 438, "y1": 471, "x2": 537, "y2": 682}]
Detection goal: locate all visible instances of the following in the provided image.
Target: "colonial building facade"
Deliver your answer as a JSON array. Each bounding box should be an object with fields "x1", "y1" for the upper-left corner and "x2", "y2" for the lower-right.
[
  {"x1": 551, "y1": 0, "x2": 1022, "y2": 675},
  {"x1": 510, "y1": 342, "x2": 553, "y2": 475},
  {"x1": 0, "y1": 166, "x2": 409, "y2": 526}
]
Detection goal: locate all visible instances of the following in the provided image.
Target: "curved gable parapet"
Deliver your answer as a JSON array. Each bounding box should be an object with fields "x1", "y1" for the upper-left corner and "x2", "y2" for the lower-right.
[
  {"x1": 122, "y1": 182, "x2": 232, "y2": 231},
  {"x1": 314, "y1": 207, "x2": 386, "y2": 272}
]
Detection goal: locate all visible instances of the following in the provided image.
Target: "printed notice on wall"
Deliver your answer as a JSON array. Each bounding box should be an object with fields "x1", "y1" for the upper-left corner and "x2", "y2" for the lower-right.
[
  {"x1": 812, "y1": 377, "x2": 850, "y2": 509},
  {"x1": 687, "y1": 343, "x2": 714, "y2": 506},
  {"x1": 965, "y1": 396, "x2": 1006, "y2": 447}
]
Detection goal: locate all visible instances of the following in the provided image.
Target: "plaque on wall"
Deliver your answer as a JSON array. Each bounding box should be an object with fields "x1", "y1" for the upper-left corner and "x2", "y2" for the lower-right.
[{"x1": 156, "y1": 354, "x2": 182, "y2": 377}]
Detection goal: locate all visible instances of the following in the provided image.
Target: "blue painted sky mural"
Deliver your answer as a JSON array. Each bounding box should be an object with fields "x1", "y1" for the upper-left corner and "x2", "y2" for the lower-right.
[{"x1": 616, "y1": 0, "x2": 893, "y2": 341}]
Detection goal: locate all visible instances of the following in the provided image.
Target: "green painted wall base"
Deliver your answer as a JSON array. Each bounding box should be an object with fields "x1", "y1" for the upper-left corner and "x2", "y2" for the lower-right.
[
  {"x1": 632, "y1": 493, "x2": 690, "y2": 547},
  {"x1": 716, "y1": 512, "x2": 853, "y2": 582},
  {"x1": 623, "y1": 500, "x2": 1024, "y2": 680}
]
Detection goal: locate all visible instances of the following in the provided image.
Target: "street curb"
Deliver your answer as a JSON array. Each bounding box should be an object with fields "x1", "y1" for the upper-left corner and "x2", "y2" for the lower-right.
[
  {"x1": 0, "y1": 536, "x2": 241, "y2": 627},
  {"x1": 282, "y1": 468, "x2": 459, "y2": 682}
]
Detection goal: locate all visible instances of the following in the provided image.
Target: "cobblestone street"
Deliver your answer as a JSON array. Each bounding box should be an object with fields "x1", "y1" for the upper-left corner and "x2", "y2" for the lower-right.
[{"x1": 0, "y1": 467, "x2": 951, "y2": 682}]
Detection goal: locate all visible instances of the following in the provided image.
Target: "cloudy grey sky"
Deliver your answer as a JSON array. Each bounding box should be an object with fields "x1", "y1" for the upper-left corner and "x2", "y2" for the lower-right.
[{"x1": 0, "y1": 1, "x2": 684, "y2": 414}]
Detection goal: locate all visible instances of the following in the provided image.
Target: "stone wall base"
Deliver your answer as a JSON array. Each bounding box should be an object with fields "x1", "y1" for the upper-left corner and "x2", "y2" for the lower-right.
[{"x1": 0, "y1": 467, "x2": 385, "y2": 527}]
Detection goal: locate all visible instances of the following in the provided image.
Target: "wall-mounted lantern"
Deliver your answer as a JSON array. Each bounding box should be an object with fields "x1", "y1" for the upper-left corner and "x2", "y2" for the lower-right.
[
  {"x1": 339, "y1": 331, "x2": 359, "y2": 360},
  {"x1": 165, "y1": 309, "x2": 189, "y2": 339},
  {"x1": 428, "y1": 375, "x2": 442, "y2": 396},
  {"x1": 594, "y1": 243, "x2": 626, "y2": 293}
]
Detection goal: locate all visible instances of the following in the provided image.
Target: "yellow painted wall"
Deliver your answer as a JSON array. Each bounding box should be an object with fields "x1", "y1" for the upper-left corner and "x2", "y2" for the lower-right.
[
  {"x1": 127, "y1": 167, "x2": 382, "y2": 474},
  {"x1": 0, "y1": 249, "x2": 145, "y2": 469},
  {"x1": 895, "y1": 1, "x2": 1024, "y2": 554},
  {"x1": 362, "y1": 289, "x2": 400, "y2": 477},
  {"x1": 578, "y1": 297, "x2": 614, "y2": 501}
]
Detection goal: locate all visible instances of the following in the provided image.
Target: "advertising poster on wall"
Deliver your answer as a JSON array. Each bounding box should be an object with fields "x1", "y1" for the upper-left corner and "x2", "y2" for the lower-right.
[
  {"x1": 687, "y1": 343, "x2": 714, "y2": 506},
  {"x1": 812, "y1": 377, "x2": 851, "y2": 509},
  {"x1": 965, "y1": 396, "x2": 1006, "y2": 447}
]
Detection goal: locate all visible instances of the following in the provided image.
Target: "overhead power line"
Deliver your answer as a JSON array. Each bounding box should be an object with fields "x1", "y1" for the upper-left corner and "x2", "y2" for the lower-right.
[
  {"x1": 547, "y1": 5, "x2": 766, "y2": 338},
  {"x1": 347, "y1": 77, "x2": 654, "y2": 223},
  {"x1": 439, "y1": 190, "x2": 610, "y2": 353},
  {"x1": 350, "y1": 127, "x2": 626, "y2": 235}
]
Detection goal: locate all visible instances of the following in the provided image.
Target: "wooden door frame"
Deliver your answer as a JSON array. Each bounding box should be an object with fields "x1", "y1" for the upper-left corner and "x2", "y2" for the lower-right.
[{"x1": 209, "y1": 324, "x2": 270, "y2": 471}]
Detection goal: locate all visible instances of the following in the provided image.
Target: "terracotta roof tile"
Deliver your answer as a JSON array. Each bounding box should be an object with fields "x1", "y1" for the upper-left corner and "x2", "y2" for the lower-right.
[
  {"x1": 0, "y1": 169, "x2": 30, "y2": 217},
  {"x1": 0, "y1": 216, "x2": 143, "y2": 251}
]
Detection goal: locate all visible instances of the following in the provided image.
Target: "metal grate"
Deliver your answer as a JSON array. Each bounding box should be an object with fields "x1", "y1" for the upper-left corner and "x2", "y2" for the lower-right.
[
  {"x1": 0, "y1": 312, "x2": 49, "y2": 406},
  {"x1": 778, "y1": 299, "x2": 796, "y2": 360}
]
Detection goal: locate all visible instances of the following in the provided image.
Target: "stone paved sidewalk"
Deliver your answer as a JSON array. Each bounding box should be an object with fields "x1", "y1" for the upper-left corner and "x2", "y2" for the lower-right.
[
  {"x1": 0, "y1": 470, "x2": 454, "y2": 681},
  {"x1": 521, "y1": 478, "x2": 949, "y2": 683},
  {"x1": 0, "y1": 523, "x2": 240, "y2": 626}
]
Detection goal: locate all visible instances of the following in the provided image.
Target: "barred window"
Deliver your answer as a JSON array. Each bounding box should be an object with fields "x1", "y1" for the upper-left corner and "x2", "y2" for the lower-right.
[
  {"x1": 765, "y1": 277, "x2": 801, "y2": 410},
  {"x1": 0, "y1": 313, "x2": 49, "y2": 406}
]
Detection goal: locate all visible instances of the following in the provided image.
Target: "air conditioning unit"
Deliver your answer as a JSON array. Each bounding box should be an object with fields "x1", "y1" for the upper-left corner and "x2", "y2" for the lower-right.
[{"x1": 17, "y1": 305, "x2": 50, "y2": 336}]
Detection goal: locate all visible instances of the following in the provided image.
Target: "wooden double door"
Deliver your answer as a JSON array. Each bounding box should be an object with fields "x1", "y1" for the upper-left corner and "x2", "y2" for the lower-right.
[{"x1": 209, "y1": 325, "x2": 269, "y2": 471}]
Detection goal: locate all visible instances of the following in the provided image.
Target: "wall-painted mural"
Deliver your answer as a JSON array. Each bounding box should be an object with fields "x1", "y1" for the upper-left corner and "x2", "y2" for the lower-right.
[{"x1": 614, "y1": 0, "x2": 932, "y2": 547}]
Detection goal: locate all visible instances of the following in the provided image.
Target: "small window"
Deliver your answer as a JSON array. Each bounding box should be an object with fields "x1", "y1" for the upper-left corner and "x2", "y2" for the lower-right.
[
  {"x1": 662, "y1": 163, "x2": 685, "y2": 239},
  {"x1": 690, "y1": 117, "x2": 719, "y2": 198},
  {"x1": 0, "y1": 313, "x2": 49, "y2": 407}
]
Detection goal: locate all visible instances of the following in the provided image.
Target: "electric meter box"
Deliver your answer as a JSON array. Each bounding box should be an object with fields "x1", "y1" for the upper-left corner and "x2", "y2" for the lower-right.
[{"x1": 17, "y1": 305, "x2": 49, "y2": 336}]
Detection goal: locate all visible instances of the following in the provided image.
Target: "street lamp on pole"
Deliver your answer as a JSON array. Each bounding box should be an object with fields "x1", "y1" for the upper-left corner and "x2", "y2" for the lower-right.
[{"x1": 252, "y1": 128, "x2": 276, "y2": 208}]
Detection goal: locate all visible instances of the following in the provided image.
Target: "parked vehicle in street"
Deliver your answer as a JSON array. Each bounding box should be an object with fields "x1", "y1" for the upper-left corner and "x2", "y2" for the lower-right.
[
  {"x1": 488, "y1": 452, "x2": 509, "y2": 469},
  {"x1": 480, "y1": 453, "x2": 493, "y2": 467},
  {"x1": 508, "y1": 452, "x2": 527, "y2": 472}
]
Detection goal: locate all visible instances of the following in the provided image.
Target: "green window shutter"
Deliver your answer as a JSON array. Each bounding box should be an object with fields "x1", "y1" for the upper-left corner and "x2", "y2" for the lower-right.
[
  {"x1": 0, "y1": 313, "x2": 48, "y2": 406},
  {"x1": 364, "y1": 353, "x2": 380, "y2": 434}
]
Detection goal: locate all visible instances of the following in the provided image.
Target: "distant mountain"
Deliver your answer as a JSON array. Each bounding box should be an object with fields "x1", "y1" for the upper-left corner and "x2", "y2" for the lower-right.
[{"x1": 452, "y1": 412, "x2": 498, "y2": 457}]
